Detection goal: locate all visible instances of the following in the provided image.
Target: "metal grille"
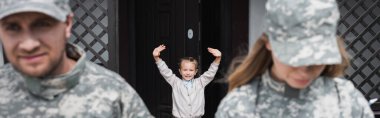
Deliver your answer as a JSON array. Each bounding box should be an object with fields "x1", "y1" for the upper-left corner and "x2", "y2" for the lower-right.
[
  {"x1": 337, "y1": 0, "x2": 380, "y2": 99},
  {"x1": 69, "y1": 0, "x2": 110, "y2": 67}
]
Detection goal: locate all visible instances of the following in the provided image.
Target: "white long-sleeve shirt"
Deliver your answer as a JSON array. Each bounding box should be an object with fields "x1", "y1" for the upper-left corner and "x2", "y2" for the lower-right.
[{"x1": 156, "y1": 60, "x2": 219, "y2": 118}]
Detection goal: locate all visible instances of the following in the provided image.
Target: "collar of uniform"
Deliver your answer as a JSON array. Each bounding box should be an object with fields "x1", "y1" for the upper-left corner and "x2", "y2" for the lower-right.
[
  {"x1": 21, "y1": 43, "x2": 86, "y2": 100},
  {"x1": 262, "y1": 70, "x2": 285, "y2": 92},
  {"x1": 261, "y1": 70, "x2": 319, "y2": 98}
]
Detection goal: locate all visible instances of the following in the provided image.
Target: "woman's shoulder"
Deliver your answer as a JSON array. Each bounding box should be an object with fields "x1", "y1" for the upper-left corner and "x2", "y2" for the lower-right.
[
  {"x1": 217, "y1": 79, "x2": 260, "y2": 109},
  {"x1": 329, "y1": 77, "x2": 374, "y2": 117},
  {"x1": 216, "y1": 79, "x2": 260, "y2": 117},
  {"x1": 228, "y1": 78, "x2": 260, "y2": 98},
  {"x1": 329, "y1": 77, "x2": 360, "y2": 94},
  {"x1": 332, "y1": 77, "x2": 355, "y2": 87},
  {"x1": 321, "y1": 77, "x2": 363, "y2": 98}
]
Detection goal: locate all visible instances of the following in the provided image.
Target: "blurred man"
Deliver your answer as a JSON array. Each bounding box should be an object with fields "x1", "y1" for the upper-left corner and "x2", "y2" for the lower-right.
[{"x1": 0, "y1": 0, "x2": 153, "y2": 117}]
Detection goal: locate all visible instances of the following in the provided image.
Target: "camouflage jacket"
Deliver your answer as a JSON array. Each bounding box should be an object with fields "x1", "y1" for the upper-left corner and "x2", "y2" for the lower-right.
[
  {"x1": 0, "y1": 44, "x2": 153, "y2": 118},
  {"x1": 215, "y1": 71, "x2": 374, "y2": 118}
]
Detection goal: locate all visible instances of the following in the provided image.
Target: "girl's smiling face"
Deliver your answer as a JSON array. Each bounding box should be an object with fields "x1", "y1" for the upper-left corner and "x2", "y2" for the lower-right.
[{"x1": 179, "y1": 61, "x2": 198, "y2": 80}]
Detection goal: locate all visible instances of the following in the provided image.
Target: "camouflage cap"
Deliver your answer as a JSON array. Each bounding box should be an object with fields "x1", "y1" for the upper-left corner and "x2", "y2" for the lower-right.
[
  {"x1": 0, "y1": 0, "x2": 71, "y2": 22},
  {"x1": 265, "y1": 0, "x2": 342, "y2": 67}
]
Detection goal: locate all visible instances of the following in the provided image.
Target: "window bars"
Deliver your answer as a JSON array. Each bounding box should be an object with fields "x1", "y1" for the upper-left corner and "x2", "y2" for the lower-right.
[
  {"x1": 69, "y1": 0, "x2": 110, "y2": 67},
  {"x1": 337, "y1": 0, "x2": 380, "y2": 99}
]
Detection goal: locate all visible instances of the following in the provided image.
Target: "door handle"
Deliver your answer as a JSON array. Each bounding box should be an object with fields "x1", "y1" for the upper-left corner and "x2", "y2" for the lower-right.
[{"x1": 187, "y1": 28, "x2": 194, "y2": 39}]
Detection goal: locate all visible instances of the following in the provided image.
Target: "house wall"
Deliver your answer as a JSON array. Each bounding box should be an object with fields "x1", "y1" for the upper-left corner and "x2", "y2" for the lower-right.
[{"x1": 248, "y1": 0, "x2": 267, "y2": 47}]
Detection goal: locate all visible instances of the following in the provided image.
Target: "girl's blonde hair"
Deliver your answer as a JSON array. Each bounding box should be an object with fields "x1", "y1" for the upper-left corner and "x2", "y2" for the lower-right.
[
  {"x1": 178, "y1": 57, "x2": 198, "y2": 69},
  {"x1": 227, "y1": 34, "x2": 350, "y2": 92}
]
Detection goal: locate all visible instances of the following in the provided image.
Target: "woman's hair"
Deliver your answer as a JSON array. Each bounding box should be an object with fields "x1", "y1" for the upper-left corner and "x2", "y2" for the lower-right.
[
  {"x1": 227, "y1": 34, "x2": 350, "y2": 92},
  {"x1": 178, "y1": 57, "x2": 198, "y2": 69}
]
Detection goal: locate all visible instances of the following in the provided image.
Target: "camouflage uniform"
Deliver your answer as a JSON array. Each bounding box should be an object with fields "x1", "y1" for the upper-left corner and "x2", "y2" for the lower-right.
[
  {"x1": 216, "y1": 0, "x2": 374, "y2": 117},
  {"x1": 0, "y1": 44, "x2": 153, "y2": 118},
  {"x1": 215, "y1": 71, "x2": 374, "y2": 118}
]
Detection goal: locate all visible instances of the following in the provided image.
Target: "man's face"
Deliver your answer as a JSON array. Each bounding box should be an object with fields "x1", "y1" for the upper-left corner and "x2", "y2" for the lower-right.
[{"x1": 0, "y1": 12, "x2": 72, "y2": 77}]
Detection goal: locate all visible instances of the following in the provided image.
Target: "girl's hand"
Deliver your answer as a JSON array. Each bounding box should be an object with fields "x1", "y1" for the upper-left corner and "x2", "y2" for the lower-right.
[
  {"x1": 153, "y1": 44, "x2": 166, "y2": 58},
  {"x1": 208, "y1": 48, "x2": 222, "y2": 58}
]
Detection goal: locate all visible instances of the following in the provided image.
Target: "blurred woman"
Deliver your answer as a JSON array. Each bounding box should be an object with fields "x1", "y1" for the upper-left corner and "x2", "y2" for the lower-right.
[{"x1": 215, "y1": 0, "x2": 374, "y2": 117}]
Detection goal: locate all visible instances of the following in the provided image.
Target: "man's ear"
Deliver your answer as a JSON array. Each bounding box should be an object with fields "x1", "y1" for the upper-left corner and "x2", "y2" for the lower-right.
[
  {"x1": 64, "y1": 13, "x2": 74, "y2": 40},
  {"x1": 195, "y1": 69, "x2": 198, "y2": 74},
  {"x1": 178, "y1": 69, "x2": 182, "y2": 74}
]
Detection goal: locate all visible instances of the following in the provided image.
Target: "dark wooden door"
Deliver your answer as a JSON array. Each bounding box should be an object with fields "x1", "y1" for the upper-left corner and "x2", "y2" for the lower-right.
[
  {"x1": 130, "y1": 0, "x2": 200, "y2": 117},
  {"x1": 120, "y1": 0, "x2": 249, "y2": 117}
]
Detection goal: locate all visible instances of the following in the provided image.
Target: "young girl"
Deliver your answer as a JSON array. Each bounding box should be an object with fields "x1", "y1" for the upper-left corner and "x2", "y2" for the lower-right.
[
  {"x1": 153, "y1": 44, "x2": 221, "y2": 118},
  {"x1": 215, "y1": 0, "x2": 374, "y2": 117}
]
